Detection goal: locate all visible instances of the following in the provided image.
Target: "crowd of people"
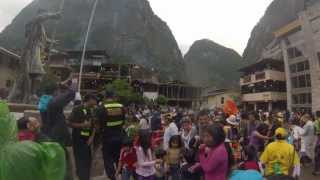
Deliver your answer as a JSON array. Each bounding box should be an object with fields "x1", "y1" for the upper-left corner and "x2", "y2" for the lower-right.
[{"x1": 14, "y1": 81, "x2": 320, "y2": 180}]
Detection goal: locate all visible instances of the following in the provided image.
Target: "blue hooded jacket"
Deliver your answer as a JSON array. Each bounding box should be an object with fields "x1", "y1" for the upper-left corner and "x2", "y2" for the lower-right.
[{"x1": 230, "y1": 170, "x2": 263, "y2": 180}]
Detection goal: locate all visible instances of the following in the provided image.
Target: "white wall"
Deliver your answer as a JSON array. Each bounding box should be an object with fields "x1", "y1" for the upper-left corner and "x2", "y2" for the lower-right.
[{"x1": 143, "y1": 92, "x2": 159, "y2": 100}]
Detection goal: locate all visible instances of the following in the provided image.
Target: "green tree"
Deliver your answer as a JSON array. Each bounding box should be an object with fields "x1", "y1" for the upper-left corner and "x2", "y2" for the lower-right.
[
  {"x1": 105, "y1": 79, "x2": 144, "y2": 105},
  {"x1": 156, "y1": 95, "x2": 168, "y2": 106}
]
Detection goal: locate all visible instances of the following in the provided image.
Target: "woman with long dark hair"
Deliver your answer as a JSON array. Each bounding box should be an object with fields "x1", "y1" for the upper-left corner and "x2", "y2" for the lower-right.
[
  {"x1": 189, "y1": 124, "x2": 234, "y2": 180},
  {"x1": 135, "y1": 130, "x2": 156, "y2": 180}
]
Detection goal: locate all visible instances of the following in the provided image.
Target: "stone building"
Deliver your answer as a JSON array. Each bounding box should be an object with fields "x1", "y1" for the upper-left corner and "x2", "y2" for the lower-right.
[
  {"x1": 0, "y1": 47, "x2": 20, "y2": 99},
  {"x1": 273, "y1": 2, "x2": 320, "y2": 113}
]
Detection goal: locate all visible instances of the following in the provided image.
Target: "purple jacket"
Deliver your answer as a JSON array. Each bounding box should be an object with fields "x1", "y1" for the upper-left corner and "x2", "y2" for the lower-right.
[{"x1": 199, "y1": 143, "x2": 229, "y2": 180}]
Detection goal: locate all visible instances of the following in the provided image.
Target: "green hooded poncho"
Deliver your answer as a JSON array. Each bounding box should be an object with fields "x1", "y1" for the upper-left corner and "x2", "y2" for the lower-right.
[{"x1": 0, "y1": 101, "x2": 66, "y2": 180}]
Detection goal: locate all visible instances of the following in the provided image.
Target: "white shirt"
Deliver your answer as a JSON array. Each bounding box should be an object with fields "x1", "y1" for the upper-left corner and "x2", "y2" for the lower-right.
[
  {"x1": 139, "y1": 118, "x2": 150, "y2": 130},
  {"x1": 291, "y1": 125, "x2": 304, "y2": 140},
  {"x1": 180, "y1": 127, "x2": 197, "y2": 149},
  {"x1": 163, "y1": 122, "x2": 179, "y2": 150},
  {"x1": 301, "y1": 121, "x2": 315, "y2": 156}
]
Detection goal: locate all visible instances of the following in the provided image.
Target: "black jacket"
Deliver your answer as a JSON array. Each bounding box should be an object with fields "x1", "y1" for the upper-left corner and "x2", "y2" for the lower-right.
[{"x1": 45, "y1": 89, "x2": 75, "y2": 147}]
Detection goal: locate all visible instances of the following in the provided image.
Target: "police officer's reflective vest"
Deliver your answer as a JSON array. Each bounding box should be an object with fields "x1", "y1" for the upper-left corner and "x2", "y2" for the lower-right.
[
  {"x1": 80, "y1": 108, "x2": 91, "y2": 137},
  {"x1": 104, "y1": 103, "x2": 125, "y2": 128}
]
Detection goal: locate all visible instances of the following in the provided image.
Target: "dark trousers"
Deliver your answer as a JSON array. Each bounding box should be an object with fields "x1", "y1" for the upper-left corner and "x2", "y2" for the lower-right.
[
  {"x1": 122, "y1": 168, "x2": 136, "y2": 180},
  {"x1": 102, "y1": 140, "x2": 122, "y2": 180},
  {"x1": 169, "y1": 164, "x2": 180, "y2": 180},
  {"x1": 73, "y1": 139, "x2": 92, "y2": 180},
  {"x1": 137, "y1": 175, "x2": 155, "y2": 180},
  {"x1": 63, "y1": 146, "x2": 74, "y2": 180},
  {"x1": 40, "y1": 111, "x2": 49, "y2": 135},
  {"x1": 315, "y1": 137, "x2": 320, "y2": 172}
]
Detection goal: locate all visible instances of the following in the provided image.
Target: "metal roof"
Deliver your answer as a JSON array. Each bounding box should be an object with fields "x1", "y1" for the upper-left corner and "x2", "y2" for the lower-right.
[
  {"x1": 239, "y1": 58, "x2": 283, "y2": 72},
  {"x1": 0, "y1": 47, "x2": 20, "y2": 60}
]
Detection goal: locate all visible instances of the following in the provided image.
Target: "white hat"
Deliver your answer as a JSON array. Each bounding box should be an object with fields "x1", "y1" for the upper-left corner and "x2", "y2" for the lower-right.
[{"x1": 226, "y1": 115, "x2": 239, "y2": 126}]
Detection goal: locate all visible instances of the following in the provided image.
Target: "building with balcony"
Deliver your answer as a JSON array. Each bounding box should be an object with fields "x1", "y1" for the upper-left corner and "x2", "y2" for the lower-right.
[
  {"x1": 273, "y1": 2, "x2": 320, "y2": 113},
  {"x1": 49, "y1": 50, "x2": 144, "y2": 94},
  {"x1": 48, "y1": 50, "x2": 202, "y2": 108},
  {"x1": 240, "y1": 58, "x2": 287, "y2": 111}
]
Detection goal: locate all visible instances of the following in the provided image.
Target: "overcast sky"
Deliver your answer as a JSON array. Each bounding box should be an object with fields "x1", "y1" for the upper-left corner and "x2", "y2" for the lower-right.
[{"x1": 0, "y1": 0, "x2": 273, "y2": 54}]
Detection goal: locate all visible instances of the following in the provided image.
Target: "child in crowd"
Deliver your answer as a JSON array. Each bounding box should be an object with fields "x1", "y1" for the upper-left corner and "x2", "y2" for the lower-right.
[
  {"x1": 166, "y1": 135, "x2": 184, "y2": 180},
  {"x1": 135, "y1": 130, "x2": 156, "y2": 180},
  {"x1": 238, "y1": 145, "x2": 261, "y2": 172},
  {"x1": 154, "y1": 149, "x2": 166, "y2": 180},
  {"x1": 180, "y1": 117, "x2": 197, "y2": 149},
  {"x1": 225, "y1": 115, "x2": 241, "y2": 162},
  {"x1": 180, "y1": 149, "x2": 201, "y2": 180},
  {"x1": 163, "y1": 113, "x2": 179, "y2": 150},
  {"x1": 116, "y1": 138, "x2": 137, "y2": 180},
  {"x1": 17, "y1": 116, "x2": 41, "y2": 141}
]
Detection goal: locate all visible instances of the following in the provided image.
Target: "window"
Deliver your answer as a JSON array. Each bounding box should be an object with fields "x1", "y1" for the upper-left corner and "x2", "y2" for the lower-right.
[
  {"x1": 297, "y1": 62, "x2": 305, "y2": 72},
  {"x1": 292, "y1": 93, "x2": 312, "y2": 105},
  {"x1": 290, "y1": 61, "x2": 309, "y2": 73},
  {"x1": 298, "y1": 75, "x2": 306, "y2": 87},
  {"x1": 221, "y1": 97, "x2": 225, "y2": 104},
  {"x1": 306, "y1": 74, "x2": 311, "y2": 87},
  {"x1": 305, "y1": 61, "x2": 310, "y2": 70},
  {"x1": 307, "y1": 93, "x2": 312, "y2": 104},
  {"x1": 300, "y1": 94, "x2": 307, "y2": 104},
  {"x1": 291, "y1": 77, "x2": 299, "y2": 88},
  {"x1": 292, "y1": 95, "x2": 299, "y2": 104},
  {"x1": 292, "y1": 74, "x2": 311, "y2": 88},
  {"x1": 287, "y1": 47, "x2": 303, "y2": 59},
  {"x1": 290, "y1": 64, "x2": 297, "y2": 73}
]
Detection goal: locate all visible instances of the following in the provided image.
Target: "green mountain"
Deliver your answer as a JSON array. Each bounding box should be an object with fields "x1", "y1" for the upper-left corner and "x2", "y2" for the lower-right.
[
  {"x1": 184, "y1": 39, "x2": 243, "y2": 88},
  {"x1": 0, "y1": 0, "x2": 184, "y2": 81}
]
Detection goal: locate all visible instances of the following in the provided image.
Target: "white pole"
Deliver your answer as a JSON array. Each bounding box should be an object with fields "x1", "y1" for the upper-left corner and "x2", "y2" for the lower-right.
[{"x1": 78, "y1": 0, "x2": 99, "y2": 92}]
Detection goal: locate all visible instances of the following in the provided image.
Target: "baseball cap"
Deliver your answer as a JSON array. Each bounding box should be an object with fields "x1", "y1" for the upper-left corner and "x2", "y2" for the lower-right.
[{"x1": 275, "y1": 128, "x2": 288, "y2": 138}]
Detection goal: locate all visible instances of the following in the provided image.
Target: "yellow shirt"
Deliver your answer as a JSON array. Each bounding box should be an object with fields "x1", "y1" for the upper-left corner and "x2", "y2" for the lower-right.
[
  {"x1": 166, "y1": 148, "x2": 182, "y2": 165},
  {"x1": 260, "y1": 140, "x2": 300, "y2": 176}
]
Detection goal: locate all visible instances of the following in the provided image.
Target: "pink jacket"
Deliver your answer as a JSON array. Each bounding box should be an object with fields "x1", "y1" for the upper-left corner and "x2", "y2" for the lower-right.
[{"x1": 199, "y1": 143, "x2": 229, "y2": 180}]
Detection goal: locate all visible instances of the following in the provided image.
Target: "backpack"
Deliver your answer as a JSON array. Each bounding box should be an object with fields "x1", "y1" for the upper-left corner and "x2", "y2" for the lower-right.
[{"x1": 38, "y1": 95, "x2": 53, "y2": 112}]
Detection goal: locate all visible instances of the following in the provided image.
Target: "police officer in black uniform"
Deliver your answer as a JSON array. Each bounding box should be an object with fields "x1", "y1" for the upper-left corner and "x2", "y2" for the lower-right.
[
  {"x1": 96, "y1": 90, "x2": 126, "y2": 180},
  {"x1": 69, "y1": 94, "x2": 97, "y2": 180}
]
